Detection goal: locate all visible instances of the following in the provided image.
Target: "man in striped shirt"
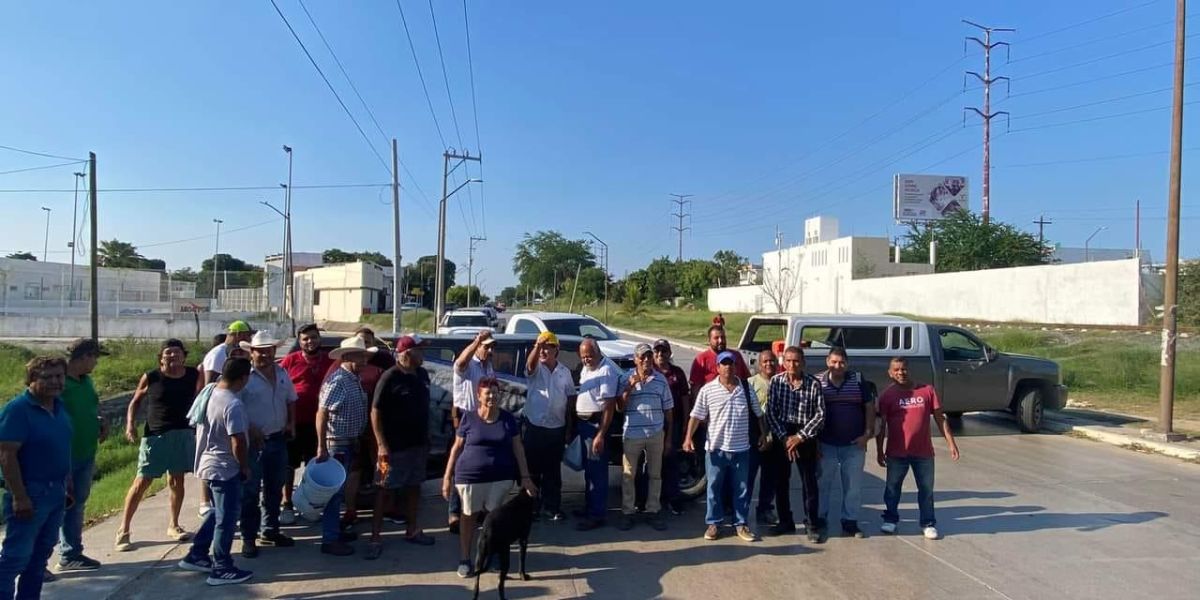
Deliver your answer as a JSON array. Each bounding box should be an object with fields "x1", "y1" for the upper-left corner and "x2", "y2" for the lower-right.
[
  {"x1": 617, "y1": 344, "x2": 673, "y2": 532},
  {"x1": 684, "y1": 351, "x2": 768, "y2": 543},
  {"x1": 765, "y1": 346, "x2": 825, "y2": 541},
  {"x1": 816, "y1": 347, "x2": 875, "y2": 541}
]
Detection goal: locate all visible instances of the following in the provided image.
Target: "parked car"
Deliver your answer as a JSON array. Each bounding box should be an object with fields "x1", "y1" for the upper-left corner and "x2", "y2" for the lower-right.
[
  {"x1": 504, "y1": 311, "x2": 638, "y2": 364},
  {"x1": 465, "y1": 305, "x2": 501, "y2": 328},
  {"x1": 400, "y1": 301, "x2": 421, "y2": 311},
  {"x1": 734, "y1": 314, "x2": 1067, "y2": 432},
  {"x1": 437, "y1": 309, "x2": 494, "y2": 335}
]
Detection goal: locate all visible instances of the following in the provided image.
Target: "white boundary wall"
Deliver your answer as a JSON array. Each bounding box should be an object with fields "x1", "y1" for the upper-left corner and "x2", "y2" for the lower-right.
[{"x1": 708, "y1": 258, "x2": 1152, "y2": 326}]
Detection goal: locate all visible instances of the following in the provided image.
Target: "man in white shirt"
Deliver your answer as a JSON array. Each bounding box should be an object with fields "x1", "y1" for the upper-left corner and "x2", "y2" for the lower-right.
[
  {"x1": 201, "y1": 322, "x2": 253, "y2": 385},
  {"x1": 448, "y1": 329, "x2": 496, "y2": 533},
  {"x1": 521, "y1": 332, "x2": 575, "y2": 521},
  {"x1": 574, "y1": 338, "x2": 621, "y2": 531}
]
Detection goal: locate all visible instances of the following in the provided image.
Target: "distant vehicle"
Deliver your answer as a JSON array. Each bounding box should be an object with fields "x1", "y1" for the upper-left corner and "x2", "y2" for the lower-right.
[
  {"x1": 503, "y1": 311, "x2": 637, "y2": 363},
  {"x1": 400, "y1": 301, "x2": 421, "y2": 311},
  {"x1": 495, "y1": 301, "x2": 507, "y2": 312},
  {"x1": 734, "y1": 314, "x2": 1067, "y2": 432},
  {"x1": 465, "y1": 305, "x2": 501, "y2": 328},
  {"x1": 444, "y1": 302, "x2": 460, "y2": 312},
  {"x1": 531, "y1": 298, "x2": 544, "y2": 305},
  {"x1": 437, "y1": 310, "x2": 494, "y2": 335}
]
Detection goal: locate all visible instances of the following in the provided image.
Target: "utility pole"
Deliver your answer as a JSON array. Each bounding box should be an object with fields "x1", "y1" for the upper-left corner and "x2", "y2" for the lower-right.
[
  {"x1": 391, "y1": 139, "x2": 403, "y2": 335},
  {"x1": 212, "y1": 219, "x2": 223, "y2": 300},
  {"x1": 1033, "y1": 214, "x2": 1052, "y2": 245},
  {"x1": 1135, "y1": 199, "x2": 1142, "y2": 258},
  {"x1": 40, "y1": 207, "x2": 52, "y2": 262},
  {"x1": 964, "y1": 20, "x2": 1013, "y2": 226},
  {"x1": 282, "y1": 145, "x2": 295, "y2": 336},
  {"x1": 70, "y1": 171, "x2": 84, "y2": 305},
  {"x1": 467, "y1": 235, "x2": 485, "y2": 306},
  {"x1": 88, "y1": 152, "x2": 98, "y2": 343},
  {"x1": 1158, "y1": 0, "x2": 1187, "y2": 440},
  {"x1": 435, "y1": 150, "x2": 482, "y2": 325},
  {"x1": 669, "y1": 193, "x2": 692, "y2": 262},
  {"x1": 584, "y1": 231, "x2": 609, "y2": 321}
]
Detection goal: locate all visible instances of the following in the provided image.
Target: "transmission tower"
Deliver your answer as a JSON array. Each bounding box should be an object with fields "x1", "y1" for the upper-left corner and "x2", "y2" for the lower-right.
[
  {"x1": 669, "y1": 193, "x2": 692, "y2": 262},
  {"x1": 963, "y1": 19, "x2": 1014, "y2": 225}
]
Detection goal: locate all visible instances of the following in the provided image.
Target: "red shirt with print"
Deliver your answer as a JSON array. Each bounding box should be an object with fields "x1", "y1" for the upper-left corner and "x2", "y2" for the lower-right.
[
  {"x1": 688, "y1": 349, "x2": 751, "y2": 392},
  {"x1": 280, "y1": 350, "x2": 334, "y2": 425},
  {"x1": 877, "y1": 383, "x2": 941, "y2": 459}
]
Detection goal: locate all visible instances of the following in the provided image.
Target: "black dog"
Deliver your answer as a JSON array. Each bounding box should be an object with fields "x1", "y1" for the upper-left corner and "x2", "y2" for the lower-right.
[{"x1": 473, "y1": 490, "x2": 535, "y2": 599}]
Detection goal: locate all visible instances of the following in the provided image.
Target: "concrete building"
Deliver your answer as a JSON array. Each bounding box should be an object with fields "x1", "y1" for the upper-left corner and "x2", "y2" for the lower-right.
[
  {"x1": 293, "y1": 261, "x2": 393, "y2": 323},
  {"x1": 264, "y1": 252, "x2": 324, "y2": 314},
  {"x1": 0, "y1": 257, "x2": 167, "y2": 315}
]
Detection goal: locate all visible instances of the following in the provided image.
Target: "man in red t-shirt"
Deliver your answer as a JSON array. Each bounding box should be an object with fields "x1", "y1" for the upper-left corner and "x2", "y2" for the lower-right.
[
  {"x1": 279, "y1": 324, "x2": 334, "y2": 524},
  {"x1": 689, "y1": 325, "x2": 750, "y2": 407},
  {"x1": 875, "y1": 356, "x2": 960, "y2": 541}
]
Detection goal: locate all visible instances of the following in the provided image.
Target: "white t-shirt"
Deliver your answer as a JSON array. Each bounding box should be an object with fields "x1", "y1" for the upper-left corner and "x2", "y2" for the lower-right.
[
  {"x1": 452, "y1": 356, "x2": 495, "y2": 411},
  {"x1": 576, "y1": 357, "x2": 620, "y2": 414},
  {"x1": 201, "y1": 343, "x2": 230, "y2": 375},
  {"x1": 524, "y1": 362, "x2": 574, "y2": 429}
]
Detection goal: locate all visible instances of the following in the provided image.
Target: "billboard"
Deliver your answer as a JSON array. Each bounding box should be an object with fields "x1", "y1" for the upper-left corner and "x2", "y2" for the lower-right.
[{"x1": 893, "y1": 174, "x2": 969, "y2": 222}]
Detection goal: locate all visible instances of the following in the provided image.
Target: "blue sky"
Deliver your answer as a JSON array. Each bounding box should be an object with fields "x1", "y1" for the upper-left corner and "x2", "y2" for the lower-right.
[{"x1": 1, "y1": 0, "x2": 1195, "y2": 293}]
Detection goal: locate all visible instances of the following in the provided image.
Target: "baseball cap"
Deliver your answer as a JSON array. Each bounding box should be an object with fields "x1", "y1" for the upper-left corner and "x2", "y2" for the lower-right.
[
  {"x1": 480, "y1": 337, "x2": 497, "y2": 346},
  {"x1": 395, "y1": 335, "x2": 428, "y2": 354},
  {"x1": 67, "y1": 338, "x2": 109, "y2": 359},
  {"x1": 716, "y1": 350, "x2": 738, "y2": 365},
  {"x1": 227, "y1": 320, "x2": 251, "y2": 333},
  {"x1": 634, "y1": 343, "x2": 653, "y2": 357},
  {"x1": 536, "y1": 331, "x2": 559, "y2": 346},
  {"x1": 652, "y1": 338, "x2": 671, "y2": 352}
]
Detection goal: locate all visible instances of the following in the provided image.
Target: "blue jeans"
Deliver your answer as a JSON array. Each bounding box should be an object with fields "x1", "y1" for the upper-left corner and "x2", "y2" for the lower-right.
[
  {"x1": 187, "y1": 478, "x2": 242, "y2": 571},
  {"x1": 704, "y1": 450, "x2": 750, "y2": 526},
  {"x1": 576, "y1": 420, "x2": 608, "y2": 520},
  {"x1": 58, "y1": 458, "x2": 95, "y2": 560},
  {"x1": 241, "y1": 435, "x2": 287, "y2": 540},
  {"x1": 883, "y1": 456, "x2": 936, "y2": 527},
  {"x1": 320, "y1": 443, "x2": 356, "y2": 543},
  {"x1": 817, "y1": 443, "x2": 865, "y2": 523},
  {"x1": 1, "y1": 481, "x2": 66, "y2": 600},
  {"x1": 746, "y1": 446, "x2": 775, "y2": 515}
]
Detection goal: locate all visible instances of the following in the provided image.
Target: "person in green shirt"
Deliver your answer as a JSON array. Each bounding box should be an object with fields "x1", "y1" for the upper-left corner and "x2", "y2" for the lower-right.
[
  {"x1": 55, "y1": 338, "x2": 108, "y2": 573},
  {"x1": 747, "y1": 349, "x2": 778, "y2": 526}
]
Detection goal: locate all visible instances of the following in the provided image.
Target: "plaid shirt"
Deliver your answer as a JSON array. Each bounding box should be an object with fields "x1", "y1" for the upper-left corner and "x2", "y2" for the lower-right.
[
  {"x1": 765, "y1": 372, "x2": 825, "y2": 441},
  {"x1": 319, "y1": 367, "x2": 368, "y2": 442}
]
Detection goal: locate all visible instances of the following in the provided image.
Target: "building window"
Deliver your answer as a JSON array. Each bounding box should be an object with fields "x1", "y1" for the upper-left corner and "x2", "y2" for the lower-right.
[{"x1": 313, "y1": 289, "x2": 321, "y2": 305}]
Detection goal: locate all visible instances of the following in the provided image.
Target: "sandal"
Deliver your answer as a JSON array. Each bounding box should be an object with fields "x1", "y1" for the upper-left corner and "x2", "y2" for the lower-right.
[
  {"x1": 166, "y1": 526, "x2": 191, "y2": 542},
  {"x1": 364, "y1": 541, "x2": 384, "y2": 560},
  {"x1": 404, "y1": 531, "x2": 435, "y2": 546}
]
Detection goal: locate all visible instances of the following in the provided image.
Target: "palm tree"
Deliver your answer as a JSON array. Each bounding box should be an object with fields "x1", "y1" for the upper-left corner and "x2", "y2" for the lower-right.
[{"x1": 98, "y1": 239, "x2": 144, "y2": 268}]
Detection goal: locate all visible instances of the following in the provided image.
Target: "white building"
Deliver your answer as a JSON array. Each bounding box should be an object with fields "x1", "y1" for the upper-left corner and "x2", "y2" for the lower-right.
[
  {"x1": 293, "y1": 261, "x2": 394, "y2": 323},
  {"x1": 0, "y1": 257, "x2": 167, "y2": 315},
  {"x1": 264, "y1": 252, "x2": 324, "y2": 314}
]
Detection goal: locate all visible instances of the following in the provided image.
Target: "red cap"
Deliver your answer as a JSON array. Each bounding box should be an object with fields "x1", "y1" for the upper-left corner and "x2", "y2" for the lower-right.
[{"x1": 395, "y1": 335, "x2": 429, "y2": 354}]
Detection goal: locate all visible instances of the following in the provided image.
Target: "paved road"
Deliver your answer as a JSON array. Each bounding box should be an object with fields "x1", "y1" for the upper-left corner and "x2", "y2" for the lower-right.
[{"x1": 41, "y1": 335, "x2": 1200, "y2": 599}]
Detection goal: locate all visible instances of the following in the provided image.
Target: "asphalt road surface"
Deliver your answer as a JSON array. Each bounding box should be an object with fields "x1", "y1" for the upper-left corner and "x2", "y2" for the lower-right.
[{"x1": 42, "y1": 336, "x2": 1200, "y2": 599}]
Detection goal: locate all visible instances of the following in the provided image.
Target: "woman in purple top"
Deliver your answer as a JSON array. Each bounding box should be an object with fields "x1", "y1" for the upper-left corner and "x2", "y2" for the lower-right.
[{"x1": 442, "y1": 378, "x2": 537, "y2": 578}]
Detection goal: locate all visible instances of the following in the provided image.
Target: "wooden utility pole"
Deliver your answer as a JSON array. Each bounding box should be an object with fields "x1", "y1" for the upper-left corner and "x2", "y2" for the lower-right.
[
  {"x1": 392, "y1": 139, "x2": 403, "y2": 335},
  {"x1": 434, "y1": 150, "x2": 481, "y2": 325},
  {"x1": 1033, "y1": 214, "x2": 1052, "y2": 244},
  {"x1": 1158, "y1": 0, "x2": 1187, "y2": 439},
  {"x1": 88, "y1": 152, "x2": 98, "y2": 342}
]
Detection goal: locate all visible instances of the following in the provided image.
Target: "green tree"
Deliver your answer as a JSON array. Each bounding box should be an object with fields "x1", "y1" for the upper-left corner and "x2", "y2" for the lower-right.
[
  {"x1": 4, "y1": 252, "x2": 36, "y2": 261},
  {"x1": 677, "y1": 259, "x2": 720, "y2": 301},
  {"x1": 446, "y1": 285, "x2": 489, "y2": 307},
  {"x1": 401, "y1": 255, "x2": 456, "y2": 308},
  {"x1": 322, "y1": 248, "x2": 392, "y2": 267},
  {"x1": 512, "y1": 231, "x2": 596, "y2": 296},
  {"x1": 621, "y1": 279, "x2": 645, "y2": 316},
  {"x1": 498, "y1": 286, "x2": 518, "y2": 305},
  {"x1": 712, "y1": 250, "x2": 747, "y2": 287},
  {"x1": 98, "y1": 239, "x2": 144, "y2": 268},
  {"x1": 199, "y1": 253, "x2": 263, "y2": 298},
  {"x1": 900, "y1": 211, "x2": 1048, "y2": 272},
  {"x1": 170, "y1": 267, "x2": 199, "y2": 282},
  {"x1": 1180, "y1": 259, "x2": 1200, "y2": 327}
]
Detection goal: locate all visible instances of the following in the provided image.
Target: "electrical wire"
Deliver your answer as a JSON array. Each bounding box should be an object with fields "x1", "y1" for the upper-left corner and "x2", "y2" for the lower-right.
[
  {"x1": 0, "y1": 144, "x2": 84, "y2": 162},
  {"x1": 1009, "y1": 100, "x2": 1200, "y2": 133},
  {"x1": 463, "y1": 0, "x2": 486, "y2": 238},
  {"x1": 136, "y1": 218, "x2": 282, "y2": 249},
  {"x1": 395, "y1": 0, "x2": 448, "y2": 149},
  {"x1": 1008, "y1": 58, "x2": 1184, "y2": 98},
  {"x1": 0, "y1": 160, "x2": 87, "y2": 176},
  {"x1": 1013, "y1": 36, "x2": 1186, "y2": 81},
  {"x1": 267, "y1": 0, "x2": 392, "y2": 176},
  {"x1": 995, "y1": 147, "x2": 1200, "y2": 169},
  {"x1": 297, "y1": 0, "x2": 389, "y2": 144},
  {"x1": 1018, "y1": 0, "x2": 1166, "y2": 45},
  {"x1": 427, "y1": 0, "x2": 464, "y2": 148},
  {"x1": 0, "y1": 183, "x2": 389, "y2": 193},
  {"x1": 1010, "y1": 18, "x2": 1175, "y2": 63}
]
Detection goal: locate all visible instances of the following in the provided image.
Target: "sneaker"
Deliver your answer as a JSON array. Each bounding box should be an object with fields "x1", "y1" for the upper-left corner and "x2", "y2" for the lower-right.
[
  {"x1": 758, "y1": 509, "x2": 779, "y2": 525},
  {"x1": 241, "y1": 539, "x2": 259, "y2": 559},
  {"x1": 574, "y1": 517, "x2": 605, "y2": 532},
  {"x1": 177, "y1": 555, "x2": 213, "y2": 573},
  {"x1": 114, "y1": 531, "x2": 133, "y2": 552},
  {"x1": 880, "y1": 521, "x2": 897, "y2": 535},
  {"x1": 648, "y1": 512, "x2": 668, "y2": 531},
  {"x1": 703, "y1": 525, "x2": 720, "y2": 540},
  {"x1": 923, "y1": 526, "x2": 940, "y2": 540},
  {"x1": 768, "y1": 523, "x2": 796, "y2": 537},
  {"x1": 736, "y1": 526, "x2": 759, "y2": 542},
  {"x1": 843, "y1": 521, "x2": 865, "y2": 538},
  {"x1": 57, "y1": 555, "x2": 101, "y2": 571},
  {"x1": 197, "y1": 503, "x2": 213, "y2": 520},
  {"x1": 456, "y1": 560, "x2": 472, "y2": 578},
  {"x1": 548, "y1": 511, "x2": 566, "y2": 522},
  {"x1": 43, "y1": 569, "x2": 57, "y2": 583},
  {"x1": 206, "y1": 567, "x2": 253, "y2": 586},
  {"x1": 807, "y1": 527, "x2": 826, "y2": 544},
  {"x1": 320, "y1": 541, "x2": 355, "y2": 556},
  {"x1": 259, "y1": 530, "x2": 295, "y2": 547},
  {"x1": 617, "y1": 515, "x2": 635, "y2": 531},
  {"x1": 279, "y1": 503, "x2": 296, "y2": 526},
  {"x1": 166, "y1": 525, "x2": 191, "y2": 542}
]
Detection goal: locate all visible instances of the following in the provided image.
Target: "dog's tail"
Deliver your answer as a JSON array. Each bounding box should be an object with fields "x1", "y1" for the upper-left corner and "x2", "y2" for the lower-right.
[{"x1": 474, "y1": 532, "x2": 491, "y2": 574}]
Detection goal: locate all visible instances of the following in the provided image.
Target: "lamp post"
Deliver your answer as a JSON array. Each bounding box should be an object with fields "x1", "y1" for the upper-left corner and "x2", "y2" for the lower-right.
[
  {"x1": 261, "y1": 200, "x2": 289, "y2": 323},
  {"x1": 40, "y1": 207, "x2": 52, "y2": 262},
  {"x1": 1084, "y1": 226, "x2": 1106, "y2": 262},
  {"x1": 282, "y1": 145, "x2": 295, "y2": 335},
  {"x1": 70, "y1": 171, "x2": 85, "y2": 304},
  {"x1": 583, "y1": 231, "x2": 609, "y2": 321},
  {"x1": 212, "y1": 219, "x2": 223, "y2": 300}
]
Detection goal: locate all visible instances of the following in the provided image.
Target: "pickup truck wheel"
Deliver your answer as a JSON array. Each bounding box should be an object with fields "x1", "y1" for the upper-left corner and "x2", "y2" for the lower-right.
[
  {"x1": 1016, "y1": 388, "x2": 1044, "y2": 433},
  {"x1": 945, "y1": 411, "x2": 964, "y2": 419}
]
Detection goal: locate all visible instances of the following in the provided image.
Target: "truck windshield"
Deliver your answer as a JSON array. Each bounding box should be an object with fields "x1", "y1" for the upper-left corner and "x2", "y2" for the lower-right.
[
  {"x1": 446, "y1": 314, "x2": 489, "y2": 327},
  {"x1": 543, "y1": 318, "x2": 617, "y2": 341}
]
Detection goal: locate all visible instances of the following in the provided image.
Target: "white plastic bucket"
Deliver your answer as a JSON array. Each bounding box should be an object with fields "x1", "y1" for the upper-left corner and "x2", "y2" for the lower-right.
[
  {"x1": 295, "y1": 458, "x2": 346, "y2": 510},
  {"x1": 291, "y1": 486, "x2": 322, "y2": 522}
]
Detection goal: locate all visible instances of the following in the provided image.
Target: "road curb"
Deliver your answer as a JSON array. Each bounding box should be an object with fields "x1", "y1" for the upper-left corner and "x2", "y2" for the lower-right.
[
  {"x1": 1044, "y1": 417, "x2": 1200, "y2": 461},
  {"x1": 609, "y1": 327, "x2": 707, "y2": 353}
]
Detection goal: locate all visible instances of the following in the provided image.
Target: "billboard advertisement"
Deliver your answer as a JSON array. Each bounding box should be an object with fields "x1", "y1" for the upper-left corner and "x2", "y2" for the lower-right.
[{"x1": 893, "y1": 174, "x2": 969, "y2": 222}]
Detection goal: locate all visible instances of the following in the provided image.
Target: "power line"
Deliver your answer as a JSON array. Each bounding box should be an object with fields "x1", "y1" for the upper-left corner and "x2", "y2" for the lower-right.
[
  {"x1": 996, "y1": 146, "x2": 1200, "y2": 168},
  {"x1": 1011, "y1": 18, "x2": 1175, "y2": 63},
  {"x1": 427, "y1": 0, "x2": 464, "y2": 148},
  {"x1": 267, "y1": 0, "x2": 392, "y2": 176},
  {"x1": 1019, "y1": 0, "x2": 1166, "y2": 44},
  {"x1": 1009, "y1": 58, "x2": 1189, "y2": 98},
  {"x1": 137, "y1": 218, "x2": 281, "y2": 249},
  {"x1": 1014, "y1": 36, "x2": 1189, "y2": 81},
  {"x1": 0, "y1": 182, "x2": 389, "y2": 193},
  {"x1": 0, "y1": 144, "x2": 84, "y2": 162},
  {"x1": 395, "y1": 0, "x2": 448, "y2": 149},
  {"x1": 296, "y1": 0, "x2": 389, "y2": 144},
  {"x1": 0, "y1": 160, "x2": 87, "y2": 176},
  {"x1": 1009, "y1": 100, "x2": 1200, "y2": 133},
  {"x1": 1013, "y1": 82, "x2": 1195, "y2": 119},
  {"x1": 462, "y1": 0, "x2": 486, "y2": 237}
]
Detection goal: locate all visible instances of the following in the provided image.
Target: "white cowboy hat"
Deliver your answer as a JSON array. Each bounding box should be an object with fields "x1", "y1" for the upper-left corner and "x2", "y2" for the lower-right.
[
  {"x1": 329, "y1": 336, "x2": 379, "y2": 360},
  {"x1": 239, "y1": 330, "x2": 283, "y2": 351}
]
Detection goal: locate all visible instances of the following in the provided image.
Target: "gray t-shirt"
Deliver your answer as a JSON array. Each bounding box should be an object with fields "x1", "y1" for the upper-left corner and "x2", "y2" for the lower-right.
[{"x1": 194, "y1": 387, "x2": 248, "y2": 481}]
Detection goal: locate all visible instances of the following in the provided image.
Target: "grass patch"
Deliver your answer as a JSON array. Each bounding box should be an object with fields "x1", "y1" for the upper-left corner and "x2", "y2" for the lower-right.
[
  {"x1": 0, "y1": 339, "x2": 195, "y2": 402},
  {"x1": 86, "y1": 436, "x2": 166, "y2": 524},
  {"x1": 360, "y1": 309, "x2": 436, "y2": 334}
]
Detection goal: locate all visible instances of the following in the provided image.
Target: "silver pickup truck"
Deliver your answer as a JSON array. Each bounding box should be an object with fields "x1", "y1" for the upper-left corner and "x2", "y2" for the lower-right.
[{"x1": 735, "y1": 314, "x2": 1067, "y2": 432}]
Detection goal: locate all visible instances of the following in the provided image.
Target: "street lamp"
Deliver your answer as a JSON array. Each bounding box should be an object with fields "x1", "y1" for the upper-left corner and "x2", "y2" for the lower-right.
[
  {"x1": 1084, "y1": 226, "x2": 1107, "y2": 262},
  {"x1": 583, "y1": 231, "x2": 609, "y2": 321},
  {"x1": 212, "y1": 219, "x2": 223, "y2": 299},
  {"x1": 40, "y1": 207, "x2": 52, "y2": 262},
  {"x1": 281, "y1": 145, "x2": 295, "y2": 335},
  {"x1": 70, "y1": 172, "x2": 85, "y2": 304},
  {"x1": 261, "y1": 200, "x2": 290, "y2": 322},
  {"x1": 434, "y1": 177, "x2": 483, "y2": 324}
]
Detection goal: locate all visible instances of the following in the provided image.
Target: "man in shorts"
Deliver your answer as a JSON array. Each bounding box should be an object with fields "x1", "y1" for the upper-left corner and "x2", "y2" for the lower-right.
[
  {"x1": 279, "y1": 324, "x2": 332, "y2": 525},
  {"x1": 365, "y1": 335, "x2": 436, "y2": 559}
]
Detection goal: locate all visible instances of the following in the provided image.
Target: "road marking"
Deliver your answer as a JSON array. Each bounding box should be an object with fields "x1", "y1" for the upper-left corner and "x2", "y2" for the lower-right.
[{"x1": 895, "y1": 536, "x2": 1018, "y2": 600}]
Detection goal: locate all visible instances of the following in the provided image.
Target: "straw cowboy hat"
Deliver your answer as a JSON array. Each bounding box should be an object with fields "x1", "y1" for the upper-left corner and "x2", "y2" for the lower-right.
[
  {"x1": 239, "y1": 330, "x2": 284, "y2": 352},
  {"x1": 329, "y1": 336, "x2": 380, "y2": 360}
]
